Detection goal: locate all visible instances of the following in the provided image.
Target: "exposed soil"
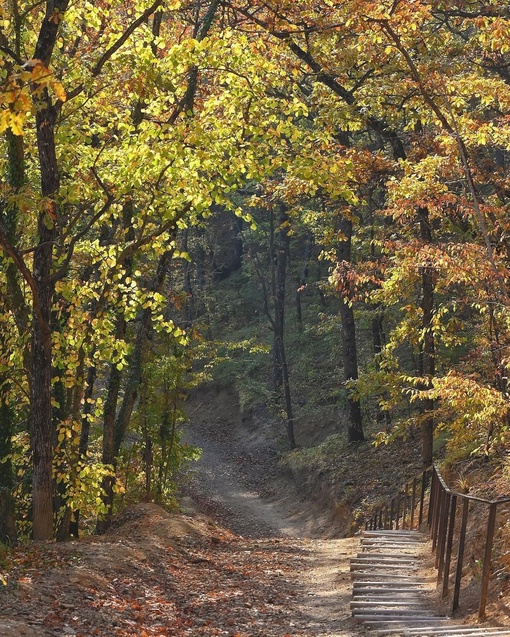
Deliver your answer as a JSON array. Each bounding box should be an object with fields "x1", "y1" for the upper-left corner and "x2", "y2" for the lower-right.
[
  {"x1": 0, "y1": 387, "x2": 366, "y2": 637},
  {"x1": 0, "y1": 503, "x2": 363, "y2": 637},
  {"x1": 2, "y1": 385, "x2": 506, "y2": 636},
  {"x1": 180, "y1": 386, "x2": 337, "y2": 539}
]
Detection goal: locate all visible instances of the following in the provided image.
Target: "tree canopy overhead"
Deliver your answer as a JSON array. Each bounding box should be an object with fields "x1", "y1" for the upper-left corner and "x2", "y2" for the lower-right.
[{"x1": 1, "y1": 0, "x2": 510, "y2": 542}]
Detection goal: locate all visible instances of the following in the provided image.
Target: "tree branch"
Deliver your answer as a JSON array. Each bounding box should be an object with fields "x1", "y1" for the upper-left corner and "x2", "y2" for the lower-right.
[
  {"x1": 67, "y1": 0, "x2": 169, "y2": 101},
  {"x1": 0, "y1": 222, "x2": 48, "y2": 333},
  {"x1": 223, "y1": 1, "x2": 407, "y2": 159},
  {"x1": 91, "y1": 0, "x2": 165, "y2": 77},
  {"x1": 380, "y1": 18, "x2": 510, "y2": 305},
  {"x1": 51, "y1": 170, "x2": 115, "y2": 283}
]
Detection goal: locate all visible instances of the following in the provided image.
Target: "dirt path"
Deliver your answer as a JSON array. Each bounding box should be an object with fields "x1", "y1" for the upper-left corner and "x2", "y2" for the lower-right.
[
  {"x1": 181, "y1": 417, "x2": 306, "y2": 538},
  {"x1": 0, "y1": 403, "x2": 367, "y2": 637},
  {"x1": 181, "y1": 415, "x2": 366, "y2": 637}
]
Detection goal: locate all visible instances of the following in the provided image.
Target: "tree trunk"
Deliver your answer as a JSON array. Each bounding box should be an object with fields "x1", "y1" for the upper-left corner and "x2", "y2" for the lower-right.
[
  {"x1": 95, "y1": 314, "x2": 127, "y2": 534},
  {"x1": 418, "y1": 207, "x2": 435, "y2": 465},
  {"x1": 114, "y1": 248, "x2": 174, "y2": 456},
  {"x1": 96, "y1": 248, "x2": 175, "y2": 532},
  {"x1": 212, "y1": 212, "x2": 244, "y2": 283},
  {"x1": 336, "y1": 217, "x2": 364, "y2": 442},
  {"x1": 0, "y1": 131, "x2": 28, "y2": 546},
  {"x1": 68, "y1": 364, "x2": 97, "y2": 538},
  {"x1": 296, "y1": 232, "x2": 312, "y2": 327},
  {"x1": 372, "y1": 311, "x2": 391, "y2": 429},
  {"x1": 29, "y1": 0, "x2": 71, "y2": 542},
  {"x1": 339, "y1": 300, "x2": 364, "y2": 442},
  {"x1": 181, "y1": 229, "x2": 194, "y2": 328},
  {"x1": 95, "y1": 205, "x2": 134, "y2": 534},
  {"x1": 31, "y1": 101, "x2": 58, "y2": 540},
  {"x1": 0, "y1": 400, "x2": 17, "y2": 545},
  {"x1": 272, "y1": 204, "x2": 296, "y2": 448}
]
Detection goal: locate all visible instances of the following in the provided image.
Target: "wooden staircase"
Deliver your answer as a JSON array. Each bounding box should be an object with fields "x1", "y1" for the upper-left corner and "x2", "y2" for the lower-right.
[{"x1": 351, "y1": 529, "x2": 510, "y2": 637}]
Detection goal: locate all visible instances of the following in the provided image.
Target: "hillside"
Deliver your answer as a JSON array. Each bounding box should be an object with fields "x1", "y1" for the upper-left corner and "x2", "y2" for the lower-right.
[{"x1": 2, "y1": 378, "x2": 509, "y2": 635}]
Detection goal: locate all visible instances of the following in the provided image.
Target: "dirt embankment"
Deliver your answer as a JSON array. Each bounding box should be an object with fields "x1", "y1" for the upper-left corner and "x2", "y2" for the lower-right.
[
  {"x1": 0, "y1": 386, "x2": 364, "y2": 637},
  {"x1": 181, "y1": 385, "x2": 349, "y2": 539}
]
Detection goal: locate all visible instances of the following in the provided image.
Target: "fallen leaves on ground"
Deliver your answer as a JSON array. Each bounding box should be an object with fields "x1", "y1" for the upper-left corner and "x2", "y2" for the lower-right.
[{"x1": 0, "y1": 503, "x2": 342, "y2": 637}]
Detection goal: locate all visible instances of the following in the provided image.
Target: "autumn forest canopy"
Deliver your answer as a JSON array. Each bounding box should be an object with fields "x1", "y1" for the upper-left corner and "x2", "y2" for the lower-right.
[{"x1": 1, "y1": 0, "x2": 510, "y2": 544}]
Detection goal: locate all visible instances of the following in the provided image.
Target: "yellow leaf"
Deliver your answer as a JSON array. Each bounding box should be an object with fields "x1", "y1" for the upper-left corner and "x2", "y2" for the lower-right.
[
  {"x1": 10, "y1": 112, "x2": 24, "y2": 135},
  {"x1": 0, "y1": 110, "x2": 10, "y2": 134},
  {"x1": 29, "y1": 60, "x2": 50, "y2": 82},
  {"x1": 52, "y1": 80, "x2": 66, "y2": 102}
]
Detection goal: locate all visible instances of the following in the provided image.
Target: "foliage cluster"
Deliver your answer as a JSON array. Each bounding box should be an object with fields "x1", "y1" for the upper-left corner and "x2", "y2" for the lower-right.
[{"x1": 2, "y1": 0, "x2": 510, "y2": 543}]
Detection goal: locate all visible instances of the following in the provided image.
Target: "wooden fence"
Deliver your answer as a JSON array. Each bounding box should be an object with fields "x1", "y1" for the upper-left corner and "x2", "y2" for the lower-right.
[{"x1": 365, "y1": 464, "x2": 510, "y2": 619}]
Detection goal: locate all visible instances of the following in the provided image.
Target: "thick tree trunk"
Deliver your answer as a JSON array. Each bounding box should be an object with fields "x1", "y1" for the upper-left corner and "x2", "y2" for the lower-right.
[
  {"x1": 31, "y1": 102, "x2": 58, "y2": 540},
  {"x1": 29, "y1": 0, "x2": 70, "y2": 542},
  {"x1": 0, "y1": 400, "x2": 17, "y2": 545},
  {"x1": 0, "y1": 132, "x2": 27, "y2": 545},
  {"x1": 31, "y1": 96, "x2": 62, "y2": 540},
  {"x1": 339, "y1": 300, "x2": 364, "y2": 442}
]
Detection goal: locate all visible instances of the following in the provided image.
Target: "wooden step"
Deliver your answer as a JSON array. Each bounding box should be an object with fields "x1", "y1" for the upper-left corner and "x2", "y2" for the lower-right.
[
  {"x1": 352, "y1": 608, "x2": 436, "y2": 616},
  {"x1": 351, "y1": 562, "x2": 419, "y2": 570},
  {"x1": 362, "y1": 536, "x2": 425, "y2": 541},
  {"x1": 363, "y1": 530, "x2": 424, "y2": 537},
  {"x1": 352, "y1": 573, "x2": 428, "y2": 580},
  {"x1": 351, "y1": 529, "x2": 464, "y2": 636},
  {"x1": 366, "y1": 618, "x2": 451, "y2": 625},
  {"x1": 401, "y1": 632, "x2": 510, "y2": 637},
  {"x1": 373, "y1": 622, "x2": 452, "y2": 632},
  {"x1": 353, "y1": 587, "x2": 425, "y2": 592},
  {"x1": 351, "y1": 600, "x2": 427, "y2": 608},
  {"x1": 404, "y1": 625, "x2": 510, "y2": 637},
  {"x1": 361, "y1": 544, "x2": 424, "y2": 549},
  {"x1": 355, "y1": 612, "x2": 432, "y2": 620},
  {"x1": 356, "y1": 552, "x2": 418, "y2": 559},
  {"x1": 362, "y1": 538, "x2": 426, "y2": 544},
  {"x1": 353, "y1": 580, "x2": 429, "y2": 587}
]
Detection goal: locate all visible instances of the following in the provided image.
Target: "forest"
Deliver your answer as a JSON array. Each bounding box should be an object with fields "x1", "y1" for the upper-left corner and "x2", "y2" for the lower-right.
[{"x1": 1, "y1": 0, "x2": 510, "y2": 546}]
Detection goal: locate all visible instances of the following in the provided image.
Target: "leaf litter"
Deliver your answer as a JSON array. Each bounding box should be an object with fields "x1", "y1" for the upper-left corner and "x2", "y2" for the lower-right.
[{"x1": 0, "y1": 503, "x2": 362, "y2": 637}]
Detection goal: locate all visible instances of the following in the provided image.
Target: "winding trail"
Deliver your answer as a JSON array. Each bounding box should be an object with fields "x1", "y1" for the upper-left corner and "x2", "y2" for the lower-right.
[
  {"x1": 182, "y1": 416, "x2": 304, "y2": 538},
  {"x1": 181, "y1": 415, "x2": 365, "y2": 636}
]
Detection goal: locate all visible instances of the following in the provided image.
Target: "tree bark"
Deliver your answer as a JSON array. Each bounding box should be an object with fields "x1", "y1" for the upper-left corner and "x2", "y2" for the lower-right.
[
  {"x1": 0, "y1": 400, "x2": 17, "y2": 545},
  {"x1": 418, "y1": 207, "x2": 435, "y2": 465},
  {"x1": 372, "y1": 311, "x2": 391, "y2": 429},
  {"x1": 0, "y1": 131, "x2": 27, "y2": 546},
  {"x1": 31, "y1": 100, "x2": 59, "y2": 541},
  {"x1": 296, "y1": 232, "x2": 312, "y2": 327},
  {"x1": 28, "y1": 0, "x2": 71, "y2": 542},
  {"x1": 337, "y1": 217, "x2": 364, "y2": 442},
  {"x1": 113, "y1": 248, "x2": 175, "y2": 457},
  {"x1": 272, "y1": 204, "x2": 295, "y2": 448},
  {"x1": 68, "y1": 363, "x2": 97, "y2": 538},
  {"x1": 96, "y1": 247, "x2": 175, "y2": 533},
  {"x1": 211, "y1": 213, "x2": 244, "y2": 283},
  {"x1": 95, "y1": 213, "x2": 132, "y2": 534},
  {"x1": 181, "y1": 229, "x2": 195, "y2": 328}
]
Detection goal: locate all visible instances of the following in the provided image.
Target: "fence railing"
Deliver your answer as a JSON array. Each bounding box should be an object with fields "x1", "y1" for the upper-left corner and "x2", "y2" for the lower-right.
[{"x1": 365, "y1": 464, "x2": 510, "y2": 619}]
